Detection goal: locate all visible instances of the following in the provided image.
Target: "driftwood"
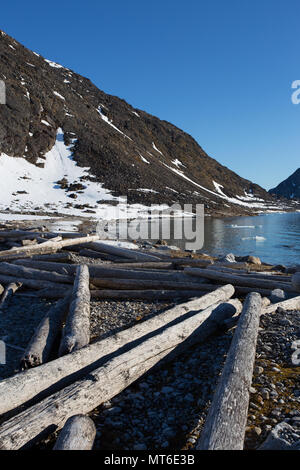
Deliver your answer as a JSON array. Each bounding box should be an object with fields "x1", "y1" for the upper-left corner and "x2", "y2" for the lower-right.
[
  {"x1": 20, "y1": 296, "x2": 71, "y2": 369},
  {"x1": 85, "y1": 241, "x2": 160, "y2": 261},
  {"x1": 59, "y1": 265, "x2": 90, "y2": 356},
  {"x1": 0, "y1": 274, "x2": 71, "y2": 292},
  {"x1": 78, "y1": 248, "x2": 126, "y2": 262},
  {"x1": 53, "y1": 415, "x2": 96, "y2": 450},
  {"x1": 0, "y1": 284, "x2": 4, "y2": 296},
  {"x1": 0, "y1": 294, "x2": 239, "y2": 449},
  {"x1": 210, "y1": 265, "x2": 292, "y2": 282},
  {"x1": 0, "y1": 285, "x2": 234, "y2": 416},
  {"x1": 91, "y1": 277, "x2": 217, "y2": 291},
  {"x1": 91, "y1": 289, "x2": 213, "y2": 301},
  {"x1": 0, "y1": 282, "x2": 22, "y2": 310},
  {"x1": 196, "y1": 292, "x2": 262, "y2": 450},
  {"x1": 292, "y1": 272, "x2": 300, "y2": 292},
  {"x1": 0, "y1": 230, "x2": 87, "y2": 239},
  {"x1": 102, "y1": 261, "x2": 175, "y2": 270},
  {"x1": 185, "y1": 267, "x2": 295, "y2": 293},
  {"x1": 0, "y1": 262, "x2": 73, "y2": 284},
  {"x1": 263, "y1": 295, "x2": 300, "y2": 315},
  {"x1": 29, "y1": 252, "x2": 75, "y2": 263},
  {"x1": 0, "y1": 235, "x2": 100, "y2": 261},
  {"x1": 12, "y1": 260, "x2": 206, "y2": 283}
]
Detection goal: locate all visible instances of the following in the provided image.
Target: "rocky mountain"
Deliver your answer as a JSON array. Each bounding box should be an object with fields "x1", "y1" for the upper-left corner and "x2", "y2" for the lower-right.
[
  {"x1": 0, "y1": 30, "x2": 289, "y2": 218},
  {"x1": 269, "y1": 169, "x2": 300, "y2": 200}
]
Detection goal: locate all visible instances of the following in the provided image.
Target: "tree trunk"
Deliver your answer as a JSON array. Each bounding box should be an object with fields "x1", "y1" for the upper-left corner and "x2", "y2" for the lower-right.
[
  {"x1": 59, "y1": 265, "x2": 90, "y2": 356},
  {"x1": 20, "y1": 296, "x2": 71, "y2": 369},
  {"x1": 0, "y1": 274, "x2": 71, "y2": 292},
  {"x1": 0, "y1": 285, "x2": 234, "y2": 417},
  {"x1": 53, "y1": 415, "x2": 96, "y2": 450},
  {"x1": 185, "y1": 267, "x2": 295, "y2": 293},
  {"x1": 196, "y1": 292, "x2": 262, "y2": 450},
  {"x1": 0, "y1": 294, "x2": 239, "y2": 449}
]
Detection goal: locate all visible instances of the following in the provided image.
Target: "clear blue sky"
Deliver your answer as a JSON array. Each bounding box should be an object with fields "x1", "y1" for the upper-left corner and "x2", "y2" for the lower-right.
[{"x1": 1, "y1": 0, "x2": 299, "y2": 190}]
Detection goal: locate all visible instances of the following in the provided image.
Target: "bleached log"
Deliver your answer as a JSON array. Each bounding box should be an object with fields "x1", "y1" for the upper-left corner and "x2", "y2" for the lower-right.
[
  {"x1": 30, "y1": 252, "x2": 74, "y2": 263},
  {"x1": 0, "y1": 235, "x2": 100, "y2": 261},
  {"x1": 59, "y1": 265, "x2": 90, "y2": 356},
  {"x1": 0, "y1": 285, "x2": 234, "y2": 417},
  {"x1": 11, "y1": 260, "x2": 207, "y2": 282},
  {"x1": 0, "y1": 284, "x2": 4, "y2": 296},
  {"x1": 0, "y1": 293, "x2": 239, "y2": 449},
  {"x1": 53, "y1": 415, "x2": 96, "y2": 450},
  {"x1": 185, "y1": 267, "x2": 296, "y2": 293},
  {"x1": 0, "y1": 282, "x2": 22, "y2": 310},
  {"x1": 263, "y1": 295, "x2": 300, "y2": 315},
  {"x1": 196, "y1": 292, "x2": 262, "y2": 450},
  {"x1": 78, "y1": 248, "x2": 126, "y2": 262},
  {"x1": 93, "y1": 260, "x2": 174, "y2": 269},
  {"x1": 20, "y1": 296, "x2": 71, "y2": 369},
  {"x1": 210, "y1": 265, "x2": 292, "y2": 282},
  {"x1": 0, "y1": 273, "x2": 71, "y2": 292},
  {"x1": 91, "y1": 278, "x2": 217, "y2": 291},
  {"x1": 0, "y1": 230, "x2": 87, "y2": 239},
  {"x1": 85, "y1": 241, "x2": 161, "y2": 261},
  {"x1": 0, "y1": 262, "x2": 73, "y2": 284}
]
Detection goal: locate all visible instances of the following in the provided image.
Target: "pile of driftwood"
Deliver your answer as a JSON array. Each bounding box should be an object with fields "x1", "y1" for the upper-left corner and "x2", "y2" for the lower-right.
[{"x1": 0, "y1": 229, "x2": 299, "y2": 450}]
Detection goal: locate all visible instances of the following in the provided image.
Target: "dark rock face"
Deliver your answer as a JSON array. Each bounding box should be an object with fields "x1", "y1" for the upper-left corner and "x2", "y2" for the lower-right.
[
  {"x1": 269, "y1": 169, "x2": 300, "y2": 200},
  {"x1": 0, "y1": 29, "x2": 275, "y2": 214}
]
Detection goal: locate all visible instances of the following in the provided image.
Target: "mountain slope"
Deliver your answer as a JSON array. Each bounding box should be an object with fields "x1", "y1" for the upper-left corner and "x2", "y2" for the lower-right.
[
  {"x1": 269, "y1": 169, "x2": 300, "y2": 200},
  {"x1": 0, "y1": 30, "x2": 287, "y2": 217}
]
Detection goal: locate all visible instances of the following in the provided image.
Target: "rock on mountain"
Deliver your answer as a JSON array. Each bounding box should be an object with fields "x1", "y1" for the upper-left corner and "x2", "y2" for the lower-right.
[
  {"x1": 0, "y1": 30, "x2": 286, "y2": 218},
  {"x1": 269, "y1": 169, "x2": 300, "y2": 200}
]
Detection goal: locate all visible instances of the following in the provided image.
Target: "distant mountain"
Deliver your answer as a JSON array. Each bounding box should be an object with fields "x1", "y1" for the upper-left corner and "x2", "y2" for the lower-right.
[
  {"x1": 0, "y1": 30, "x2": 290, "y2": 218},
  {"x1": 269, "y1": 169, "x2": 300, "y2": 200}
]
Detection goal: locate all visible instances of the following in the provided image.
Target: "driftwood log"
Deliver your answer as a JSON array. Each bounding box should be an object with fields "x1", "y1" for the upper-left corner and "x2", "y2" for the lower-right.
[
  {"x1": 59, "y1": 265, "x2": 90, "y2": 356},
  {"x1": 0, "y1": 262, "x2": 73, "y2": 284},
  {"x1": 90, "y1": 289, "x2": 213, "y2": 301},
  {"x1": 196, "y1": 292, "x2": 262, "y2": 450},
  {"x1": 20, "y1": 296, "x2": 71, "y2": 369},
  {"x1": 53, "y1": 415, "x2": 96, "y2": 450},
  {"x1": 0, "y1": 235, "x2": 100, "y2": 261},
  {"x1": 91, "y1": 277, "x2": 217, "y2": 291},
  {"x1": 292, "y1": 272, "x2": 300, "y2": 292},
  {"x1": 0, "y1": 274, "x2": 71, "y2": 292},
  {"x1": 185, "y1": 267, "x2": 295, "y2": 293},
  {"x1": 0, "y1": 285, "x2": 234, "y2": 416},
  {"x1": 0, "y1": 282, "x2": 22, "y2": 310},
  {"x1": 85, "y1": 241, "x2": 160, "y2": 261},
  {"x1": 0, "y1": 284, "x2": 4, "y2": 297},
  {"x1": 0, "y1": 294, "x2": 239, "y2": 449},
  {"x1": 263, "y1": 295, "x2": 300, "y2": 315}
]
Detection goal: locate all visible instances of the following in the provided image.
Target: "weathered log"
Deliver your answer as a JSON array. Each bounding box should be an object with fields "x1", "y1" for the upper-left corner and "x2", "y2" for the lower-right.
[
  {"x1": 94, "y1": 260, "x2": 174, "y2": 269},
  {"x1": 196, "y1": 292, "x2": 262, "y2": 450},
  {"x1": 59, "y1": 265, "x2": 90, "y2": 356},
  {"x1": 53, "y1": 415, "x2": 96, "y2": 450},
  {"x1": 91, "y1": 277, "x2": 218, "y2": 291},
  {"x1": 0, "y1": 282, "x2": 22, "y2": 310},
  {"x1": 78, "y1": 248, "x2": 127, "y2": 262},
  {"x1": 85, "y1": 241, "x2": 161, "y2": 261},
  {"x1": 210, "y1": 265, "x2": 292, "y2": 282},
  {"x1": 91, "y1": 289, "x2": 214, "y2": 300},
  {"x1": 185, "y1": 267, "x2": 295, "y2": 292},
  {"x1": 263, "y1": 295, "x2": 300, "y2": 315},
  {"x1": 0, "y1": 235, "x2": 100, "y2": 261},
  {"x1": 0, "y1": 284, "x2": 4, "y2": 296},
  {"x1": 171, "y1": 258, "x2": 214, "y2": 268},
  {"x1": 0, "y1": 285, "x2": 234, "y2": 416},
  {"x1": 16, "y1": 286, "x2": 72, "y2": 299},
  {"x1": 0, "y1": 262, "x2": 73, "y2": 284},
  {"x1": 0, "y1": 230, "x2": 87, "y2": 239},
  {"x1": 0, "y1": 294, "x2": 238, "y2": 449},
  {"x1": 0, "y1": 273, "x2": 71, "y2": 292},
  {"x1": 12, "y1": 260, "x2": 207, "y2": 283},
  {"x1": 30, "y1": 252, "x2": 75, "y2": 263},
  {"x1": 20, "y1": 296, "x2": 71, "y2": 369}
]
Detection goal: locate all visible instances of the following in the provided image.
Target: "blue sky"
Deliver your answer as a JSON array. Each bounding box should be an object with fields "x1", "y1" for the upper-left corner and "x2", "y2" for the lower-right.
[{"x1": 1, "y1": 0, "x2": 299, "y2": 190}]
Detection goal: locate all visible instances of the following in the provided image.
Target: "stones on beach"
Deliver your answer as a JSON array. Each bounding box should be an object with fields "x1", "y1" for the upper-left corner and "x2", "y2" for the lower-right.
[{"x1": 270, "y1": 289, "x2": 286, "y2": 303}]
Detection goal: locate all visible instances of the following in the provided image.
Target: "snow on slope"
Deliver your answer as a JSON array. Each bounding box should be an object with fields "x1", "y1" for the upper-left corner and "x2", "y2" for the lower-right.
[{"x1": 0, "y1": 129, "x2": 168, "y2": 219}]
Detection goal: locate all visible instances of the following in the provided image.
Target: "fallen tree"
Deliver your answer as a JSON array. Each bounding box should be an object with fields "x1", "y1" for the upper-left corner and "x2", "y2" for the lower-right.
[
  {"x1": 0, "y1": 294, "x2": 239, "y2": 449},
  {"x1": 59, "y1": 265, "x2": 91, "y2": 356},
  {"x1": 196, "y1": 292, "x2": 262, "y2": 450},
  {"x1": 0, "y1": 285, "x2": 235, "y2": 417}
]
